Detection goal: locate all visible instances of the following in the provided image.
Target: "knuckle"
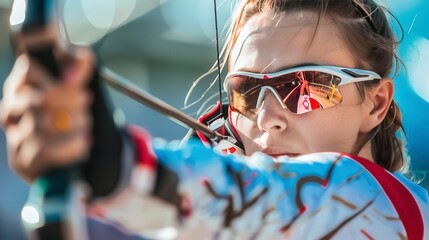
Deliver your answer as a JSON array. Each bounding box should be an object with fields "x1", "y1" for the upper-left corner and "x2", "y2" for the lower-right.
[
  {"x1": 7, "y1": 145, "x2": 20, "y2": 170},
  {"x1": 11, "y1": 140, "x2": 43, "y2": 181},
  {"x1": 0, "y1": 107, "x2": 11, "y2": 128}
]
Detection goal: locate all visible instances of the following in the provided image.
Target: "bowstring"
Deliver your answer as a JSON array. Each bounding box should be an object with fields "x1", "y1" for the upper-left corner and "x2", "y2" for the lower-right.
[{"x1": 213, "y1": 0, "x2": 224, "y2": 117}]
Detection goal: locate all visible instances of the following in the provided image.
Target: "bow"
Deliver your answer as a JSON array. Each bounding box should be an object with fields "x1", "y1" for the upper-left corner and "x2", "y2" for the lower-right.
[{"x1": 9, "y1": 0, "x2": 230, "y2": 239}]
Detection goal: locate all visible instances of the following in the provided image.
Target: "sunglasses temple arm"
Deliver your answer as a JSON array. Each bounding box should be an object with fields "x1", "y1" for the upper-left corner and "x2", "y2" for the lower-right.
[{"x1": 100, "y1": 67, "x2": 222, "y2": 142}]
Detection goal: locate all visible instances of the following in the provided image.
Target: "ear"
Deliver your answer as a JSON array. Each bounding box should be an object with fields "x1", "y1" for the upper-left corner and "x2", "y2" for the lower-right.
[{"x1": 360, "y1": 78, "x2": 394, "y2": 133}]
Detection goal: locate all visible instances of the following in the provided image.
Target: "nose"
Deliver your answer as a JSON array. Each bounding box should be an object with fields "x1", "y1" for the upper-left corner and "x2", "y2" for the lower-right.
[{"x1": 257, "y1": 91, "x2": 288, "y2": 133}]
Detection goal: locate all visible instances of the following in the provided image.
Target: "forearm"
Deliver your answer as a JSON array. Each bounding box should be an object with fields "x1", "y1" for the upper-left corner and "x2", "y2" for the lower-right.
[{"x1": 90, "y1": 126, "x2": 427, "y2": 239}]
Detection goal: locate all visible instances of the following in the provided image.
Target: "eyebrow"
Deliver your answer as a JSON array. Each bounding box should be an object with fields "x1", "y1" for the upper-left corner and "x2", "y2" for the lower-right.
[
  {"x1": 274, "y1": 63, "x2": 321, "y2": 72},
  {"x1": 238, "y1": 62, "x2": 320, "y2": 73}
]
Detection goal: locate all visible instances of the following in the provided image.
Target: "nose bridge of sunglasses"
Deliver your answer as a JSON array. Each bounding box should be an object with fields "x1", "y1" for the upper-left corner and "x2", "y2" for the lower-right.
[
  {"x1": 256, "y1": 86, "x2": 288, "y2": 110},
  {"x1": 258, "y1": 83, "x2": 328, "y2": 115}
]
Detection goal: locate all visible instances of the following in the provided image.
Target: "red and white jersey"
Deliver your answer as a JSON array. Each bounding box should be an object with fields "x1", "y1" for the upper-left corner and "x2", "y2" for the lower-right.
[{"x1": 86, "y1": 127, "x2": 429, "y2": 240}]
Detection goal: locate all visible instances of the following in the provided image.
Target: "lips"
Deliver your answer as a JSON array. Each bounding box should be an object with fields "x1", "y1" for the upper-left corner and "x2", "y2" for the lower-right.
[
  {"x1": 262, "y1": 149, "x2": 300, "y2": 158},
  {"x1": 269, "y1": 153, "x2": 300, "y2": 158}
]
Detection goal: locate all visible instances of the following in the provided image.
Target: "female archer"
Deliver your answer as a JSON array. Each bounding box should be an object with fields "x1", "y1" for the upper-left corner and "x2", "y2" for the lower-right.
[{"x1": 2, "y1": 0, "x2": 429, "y2": 239}]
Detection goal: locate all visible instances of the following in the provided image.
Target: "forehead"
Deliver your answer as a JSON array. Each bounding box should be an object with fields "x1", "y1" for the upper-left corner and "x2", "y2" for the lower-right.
[{"x1": 230, "y1": 11, "x2": 356, "y2": 73}]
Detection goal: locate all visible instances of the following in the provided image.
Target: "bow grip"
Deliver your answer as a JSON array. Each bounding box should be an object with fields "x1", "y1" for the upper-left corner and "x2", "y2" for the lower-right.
[
  {"x1": 10, "y1": 0, "x2": 84, "y2": 239},
  {"x1": 11, "y1": 1, "x2": 125, "y2": 239}
]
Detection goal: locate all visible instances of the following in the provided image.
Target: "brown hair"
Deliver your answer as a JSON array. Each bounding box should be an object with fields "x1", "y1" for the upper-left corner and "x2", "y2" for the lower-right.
[{"x1": 222, "y1": 0, "x2": 406, "y2": 172}]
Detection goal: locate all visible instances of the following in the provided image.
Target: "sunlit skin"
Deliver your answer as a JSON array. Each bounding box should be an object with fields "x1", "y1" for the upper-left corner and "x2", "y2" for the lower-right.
[
  {"x1": 0, "y1": 9, "x2": 393, "y2": 182},
  {"x1": 229, "y1": 11, "x2": 390, "y2": 161}
]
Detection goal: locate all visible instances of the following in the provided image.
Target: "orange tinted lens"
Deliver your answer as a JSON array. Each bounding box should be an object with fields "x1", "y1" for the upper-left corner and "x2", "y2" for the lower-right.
[
  {"x1": 228, "y1": 76, "x2": 261, "y2": 115},
  {"x1": 227, "y1": 71, "x2": 343, "y2": 115}
]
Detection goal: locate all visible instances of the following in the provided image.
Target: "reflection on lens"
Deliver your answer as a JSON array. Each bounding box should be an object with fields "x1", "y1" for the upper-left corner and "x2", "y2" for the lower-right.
[{"x1": 308, "y1": 83, "x2": 342, "y2": 109}]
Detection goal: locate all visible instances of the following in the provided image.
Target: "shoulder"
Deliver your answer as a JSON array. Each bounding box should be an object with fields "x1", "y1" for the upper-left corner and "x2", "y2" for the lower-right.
[{"x1": 394, "y1": 172, "x2": 429, "y2": 204}]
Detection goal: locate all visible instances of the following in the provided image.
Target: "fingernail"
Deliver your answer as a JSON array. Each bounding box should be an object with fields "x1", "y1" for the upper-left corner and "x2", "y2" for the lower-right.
[{"x1": 63, "y1": 65, "x2": 78, "y2": 85}]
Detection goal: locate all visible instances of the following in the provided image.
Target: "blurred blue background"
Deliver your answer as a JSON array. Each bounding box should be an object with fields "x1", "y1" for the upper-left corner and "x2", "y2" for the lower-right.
[
  {"x1": 390, "y1": 0, "x2": 429, "y2": 181},
  {"x1": 0, "y1": 0, "x2": 428, "y2": 239}
]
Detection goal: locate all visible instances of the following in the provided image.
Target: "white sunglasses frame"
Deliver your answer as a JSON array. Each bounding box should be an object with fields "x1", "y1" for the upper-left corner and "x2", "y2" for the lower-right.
[
  {"x1": 224, "y1": 65, "x2": 381, "y2": 90},
  {"x1": 224, "y1": 65, "x2": 381, "y2": 113}
]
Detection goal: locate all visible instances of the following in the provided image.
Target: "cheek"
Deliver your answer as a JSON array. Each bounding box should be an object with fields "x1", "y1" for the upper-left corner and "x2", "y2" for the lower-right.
[
  {"x1": 339, "y1": 84, "x2": 362, "y2": 105},
  {"x1": 231, "y1": 111, "x2": 257, "y2": 137},
  {"x1": 230, "y1": 111, "x2": 260, "y2": 154},
  {"x1": 302, "y1": 108, "x2": 362, "y2": 152},
  {"x1": 301, "y1": 84, "x2": 364, "y2": 151}
]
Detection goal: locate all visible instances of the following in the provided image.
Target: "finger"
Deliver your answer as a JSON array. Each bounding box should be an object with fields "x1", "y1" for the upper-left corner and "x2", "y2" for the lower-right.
[
  {"x1": 3, "y1": 83, "x2": 91, "y2": 143},
  {"x1": 2, "y1": 54, "x2": 31, "y2": 96},
  {"x1": 63, "y1": 47, "x2": 95, "y2": 88},
  {"x1": 39, "y1": 107, "x2": 92, "y2": 137},
  {"x1": 37, "y1": 87, "x2": 92, "y2": 134},
  {"x1": 43, "y1": 85, "x2": 92, "y2": 109},
  {"x1": 6, "y1": 111, "x2": 41, "y2": 182},
  {"x1": 0, "y1": 86, "x2": 42, "y2": 129},
  {"x1": 42, "y1": 129, "x2": 92, "y2": 166},
  {"x1": 4, "y1": 108, "x2": 38, "y2": 150},
  {"x1": 6, "y1": 104, "x2": 92, "y2": 181},
  {"x1": 3, "y1": 55, "x2": 56, "y2": 97},
  {"x1": 9, "y1": 134, "x2": 45, "y2": 182},
  {"x1": 3, "y1": 88, "x2": 91, "y2": 145},
  {"x1": 11, "y1": 129, "x2": 91, "y2": 182}
]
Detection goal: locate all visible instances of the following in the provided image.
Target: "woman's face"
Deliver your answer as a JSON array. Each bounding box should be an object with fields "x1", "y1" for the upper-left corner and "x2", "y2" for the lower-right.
[{"x1": 229, "y1": 11, "x2": 373, "y2": 159}]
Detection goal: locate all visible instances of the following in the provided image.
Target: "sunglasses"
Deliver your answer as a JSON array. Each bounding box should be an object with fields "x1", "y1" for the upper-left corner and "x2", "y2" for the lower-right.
[{"x1": 225, "y1": 65, "x2": 381, "y2": 116}]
